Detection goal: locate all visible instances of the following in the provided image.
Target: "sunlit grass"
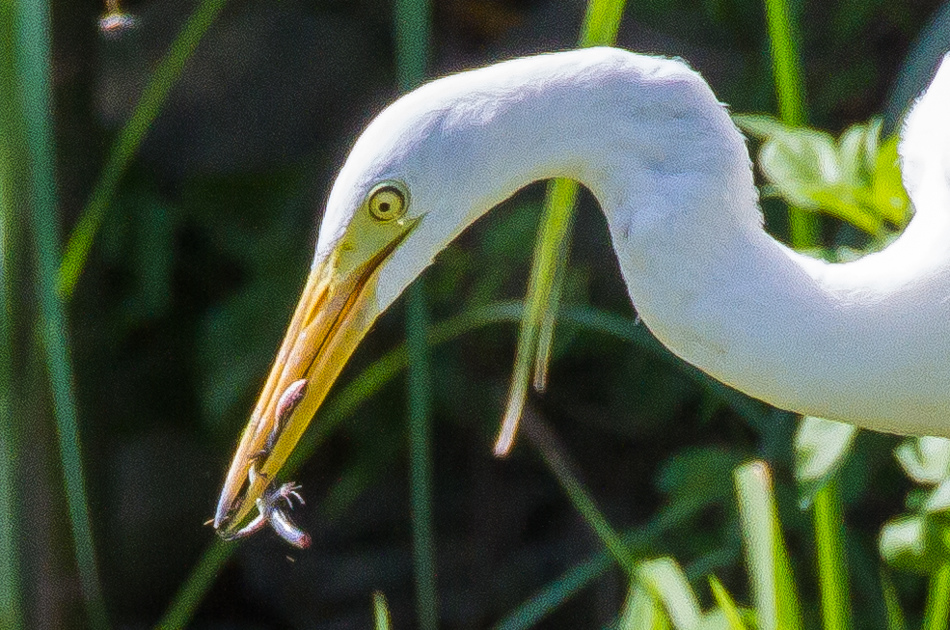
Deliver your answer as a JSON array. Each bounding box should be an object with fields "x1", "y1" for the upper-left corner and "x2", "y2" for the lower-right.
[
  {"x1": 2, "y1": 2, "x2": 109, "y2": 629},
  {"x1": 393, "y1": 0, "x2": 439, "y2": 627},
  {"x1": 498, "y1": 0, "x2": 626, "y2": 456},
  {"x1": 0, "y1": 5, "x2": 25, "y2": 628}
]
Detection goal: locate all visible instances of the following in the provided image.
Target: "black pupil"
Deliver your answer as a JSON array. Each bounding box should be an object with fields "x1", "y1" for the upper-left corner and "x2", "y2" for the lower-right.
[{"x1": 379, "y1": 202, "x2": 390, "y2": 214}]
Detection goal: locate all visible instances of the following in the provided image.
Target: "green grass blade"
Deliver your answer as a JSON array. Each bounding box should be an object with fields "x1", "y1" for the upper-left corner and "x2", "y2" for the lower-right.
[
  {"x1": 922, "y1": 561, "x2": 950, "y2": 630},
  {"x1": 0, "y1": 7, "x2": 25, "y2": 629},
  {"x1": 618, "y1": 584, "x2": 669, "y2": 630},
  {"x1": 879, "y1": 569, "x2": 907, "y2": 630},
  {"x1": 492, "y1": 515, "x2": 687, "y2": 630},
  {"x1": 394, "y1": 0, "x2": 430, "y2": 88},
  {"x1": 57, "y1": 0, "x2": 229, "y2": 299},
  {"x1": 498, "y1": 180, "x2": 577, "y2": 454},
  {"x1": 522, "y1": 410, "x2": 636, "y2": 574},
  {"x1": 15, "y1": 1, "x2": 109, "y2": 627},
  {"x1": 374, "y1": 592, "x2": 393, "y2": 630},
  {"x1": 405, "y1": 284, "x2": 439, "y2": 630},
  {"x1": 709, "y1": 576, "x2": 749, "y2": 630},
  {"x1": 735, "y1": 461, "x2": 802, "y2": 630},
  {"x1": 762, "y1": 0, "x2": 816, "y2": 247},
  {"x1": 578, "y1": 0, "x2": 628, "y2": 47},
  {"x1": 812, "y1": 478, "x2": 851, "y2": 630},
  {"x1": 0, "y1": 224, "x2": 22, "y2": 630},
  {"x1": 154, "y1": 539, "x2": 234, "y2": 630},
  {"x1": 494, "y1": 548, "x2": 616, "y2": 630},
  {"x1": 393, "y1": 0, "x2": 438, "y2": 626},
  {"x1": 498, "y1": 0, "x2": 627, "y2": 456},
  {"x1": 636, "y1": 558, "x2": 702, "y2": 629}
]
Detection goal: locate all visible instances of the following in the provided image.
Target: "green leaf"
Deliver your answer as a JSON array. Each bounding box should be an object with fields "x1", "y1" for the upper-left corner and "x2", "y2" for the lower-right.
[
  {"x1": 373, "y1": 592, "x2": 393, "y2": 630},
  {"x1": 735, "y1": 461, "x2": 802, "y2": 630},
  {"x1": 880, "y1": 569, "x2": 908, "y2": 630},
  {"x1": 869, "y1": 135, "x2": 910, "y2": 226},
  {"x1": 879, "y1": 515, "x2": 943, "y2": 574},
  {"x1": 734, "y1": 113, "x2": 910, "y2": 238},
  {"x1": 895, "y1": 437, "x2": 950, "y2": 485},
  {"x1": 618, "y1": 583, "x2": 671, "y2": 630},
  {"x1": 708, "y1": 576, "x2": 749, "y2": 630},
  {"x1": 637, "y1": 558, "x2": 702, "y2": 629},
  {"x1": 794, "y1": 415, "x2": 857, "y2": 508}
]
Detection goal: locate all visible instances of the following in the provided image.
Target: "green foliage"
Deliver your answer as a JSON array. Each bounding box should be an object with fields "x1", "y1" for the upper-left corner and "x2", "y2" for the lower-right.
[
  {"x1": 374, "y1": 592, "x2": 393, "y2": 630},
  {"x1": 737, "y1": 115, "x2": 911, "y2": 241},
  {"x1": 794, "y1": 416, "x2": 857, "y2": 509},
  {"x1": 880, "y1": 437, "x2": 950, "y2": 575},
  {"x1": 58, "y1": 0, "x2": 229, "y2": 299}
]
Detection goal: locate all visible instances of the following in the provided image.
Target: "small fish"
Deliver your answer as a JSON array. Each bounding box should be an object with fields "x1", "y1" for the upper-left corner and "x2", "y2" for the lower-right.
[
  {"x1": 268, "y1": 502, "x2": 312, "y2": 549},
  {"x1": 266, "y1": 379, "x2": 308, "y2": 452},
  {"x1": 220, "y1": 481, "x2": 310, "y2": 548}
]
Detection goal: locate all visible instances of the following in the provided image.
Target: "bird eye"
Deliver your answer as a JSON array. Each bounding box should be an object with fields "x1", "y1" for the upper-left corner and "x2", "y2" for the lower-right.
[{"x1": 367, "y1": 182, "x2": 408, "y2": 222}]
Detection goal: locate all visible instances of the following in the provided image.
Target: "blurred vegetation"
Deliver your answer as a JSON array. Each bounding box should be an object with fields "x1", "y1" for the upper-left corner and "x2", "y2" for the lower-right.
[{"x1": 2, "y1": 0, "x2": 950, "y2": 628}]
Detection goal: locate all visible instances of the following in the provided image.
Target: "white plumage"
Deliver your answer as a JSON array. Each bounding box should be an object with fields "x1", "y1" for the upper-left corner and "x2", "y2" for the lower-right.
[
  {"x1": 215, "y1": 47, "x2": 950, "y2": 535},
  {"x1": 323, "y1": 47, "x2": 950, "y2": 436}
]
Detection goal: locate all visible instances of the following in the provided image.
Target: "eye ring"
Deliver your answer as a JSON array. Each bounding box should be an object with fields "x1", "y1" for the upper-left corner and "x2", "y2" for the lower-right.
[{"x1": 367, "y1": 181, "x2": 409, "y2": 222}]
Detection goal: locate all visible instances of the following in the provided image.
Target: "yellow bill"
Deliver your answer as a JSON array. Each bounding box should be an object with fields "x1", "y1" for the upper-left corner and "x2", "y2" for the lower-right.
[{"x1": 213, "y1": 181, "x2": 419, "y2": 536}]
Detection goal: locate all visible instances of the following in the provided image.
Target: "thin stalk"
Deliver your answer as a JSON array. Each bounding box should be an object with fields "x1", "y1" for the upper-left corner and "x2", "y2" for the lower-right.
[
  {"x1": 373, "y1": 592, "x2": 393, "y2": 630},
  {"x1": 522, "y1": 411, "x2": 636, "y2": 575},
  {"x1": 880, "y1": 569, "x2": 907, "y2": 630},
  {"x1": 709, "y1": 576, "x2": 749, "y2": 630},
  {"x1": 762, "y1": 0, "x2": 816, "y2": 247},
  {"x1": 15, "y1": 1, "x2": 109, "y2": 627},
  {"x1": 58, "y1": 0, "x2": 229, "y2": 299},
  {"x1": 406, "y1": 282, "x2": 438, "y2": 630},
  {"x1": 497, "y1": 180, "x2": 577, "y2": 454},
  {"x1": 813, "y1": 477, "x2": 850, "y2": 630},
  {"x1": 154, "y1": 540, "x2": 233, "y2": 630},
  {"x1": 0, "y1": 5, "x2": 25, "y2": 628},
  {"x1": 393, "y1": 0, "x2": 438, "y2": 627},
  {"x1": 494, "y1": 527, "x2": 736, "y2": 630},
  {"x1": 922, "y1": 561, "x2": 950, "y2": 630},
  {"x1": 498, "y1": 0, "x2": 627, "y2": 456},
  {"x1": 735, "y1": 461, "x2": 802, "y2": 630},
  {"x1": 0, "y1": 215, "x2": 22, "y2": 630}
]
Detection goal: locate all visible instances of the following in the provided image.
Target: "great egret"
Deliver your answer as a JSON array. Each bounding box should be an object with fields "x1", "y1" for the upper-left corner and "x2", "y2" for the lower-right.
[{"x1": 213, "y1": 47, "x2": 950, "y2": 543}]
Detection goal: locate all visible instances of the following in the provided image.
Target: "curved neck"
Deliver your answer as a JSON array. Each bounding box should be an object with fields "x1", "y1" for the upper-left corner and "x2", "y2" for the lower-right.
[{"x1": 371, "y1": 48, "x2": 950, "y2": 437}]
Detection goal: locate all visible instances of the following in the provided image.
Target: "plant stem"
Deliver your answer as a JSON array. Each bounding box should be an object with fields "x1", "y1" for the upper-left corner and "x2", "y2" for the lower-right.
[
  {"x1": 813, "y1": 478, "x2": 851, "y2": 630},
  {"x1": 762, "y1": 0, "x2": 817, "y2": 247},
  {"x1": 14, "y1": 1, "x2": 109, "y2": 627},
  {"x1": 735, "y1": 461, "x2": 802, "y2": 630},
  {"x1": 58, "y1": 0, "x2": 229, "y2": 299},
  {"x1": 393, "y1": 0, "x2": 438, "y2": 627},
  {"x1": 923, "y1": 561, "x2": 950, "y2": 630},
  {"x1": 522, "y1": 411, "x2": 636, "y2": 575},
  {"x1": 155, "y1": 540, "x2": 234, "y2": 630},
  {"x1": 498, "y1": 0, "x2": 627, "y2": 456},
  {"x1": 0, "y1": 5, "x2": 26, "y2": 628},
  {"x1": 406, "y1": 283, "x2": 439, "y2": 630},
  {"x1": 498, "y1": 180, "x2": 577, "y2": 454}
]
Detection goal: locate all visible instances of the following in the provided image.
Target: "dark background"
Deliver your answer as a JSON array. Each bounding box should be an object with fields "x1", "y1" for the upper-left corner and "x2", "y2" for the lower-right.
[{"x1": 20, "y1": 0, "x2": 950, "y2": 627}]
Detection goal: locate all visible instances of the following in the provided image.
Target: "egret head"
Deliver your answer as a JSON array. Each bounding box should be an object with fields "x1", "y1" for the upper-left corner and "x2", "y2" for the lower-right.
[{"x1": 213, "y1": 73, "x2": 492, "y2": 531}]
